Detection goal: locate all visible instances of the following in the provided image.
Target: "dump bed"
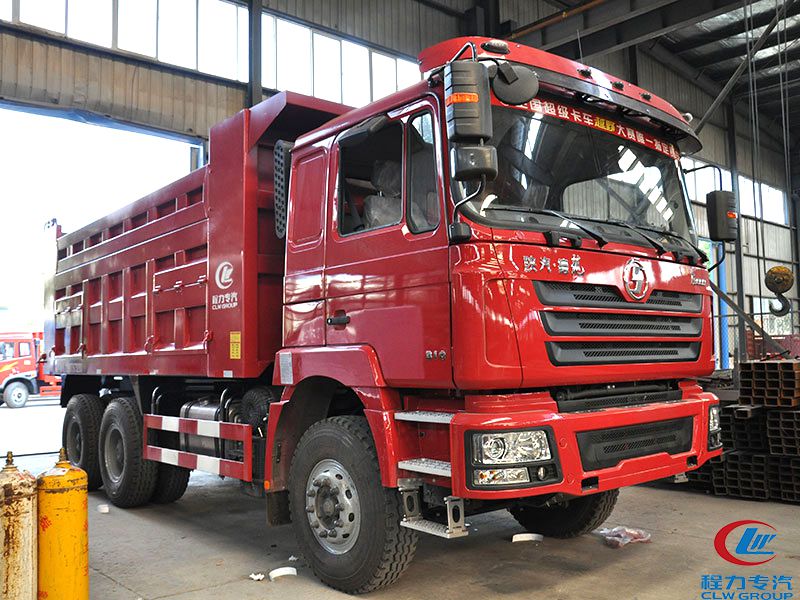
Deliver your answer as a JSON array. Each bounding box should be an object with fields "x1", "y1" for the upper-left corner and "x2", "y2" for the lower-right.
[{"x1": 47, "y1": 92, "x2": 347, "y2": 380}]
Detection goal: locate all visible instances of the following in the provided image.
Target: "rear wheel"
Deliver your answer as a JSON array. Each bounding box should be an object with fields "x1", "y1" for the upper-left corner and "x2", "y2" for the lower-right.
[
  {"x1": 289, "y1": 416, "x2": 418, "y2": 594},
  {"x1": 98, "y1": 397, "x2": 157, "y2": 507},
  {"x1": 151, "y1": 464, "x2": 191, "y2": 504},
  {"x1": 510, "y1": 489, "x2": 619, "y2": 538},
  {"x1": 63, "y1": 393, "x2": 105, "y2": 490},
  {"x1": 4, "y1": 382, "x2": 30, "y2": 408}
]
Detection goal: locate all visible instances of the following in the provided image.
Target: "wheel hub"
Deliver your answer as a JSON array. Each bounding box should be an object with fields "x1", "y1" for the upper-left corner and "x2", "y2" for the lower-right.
[
  {"x1": 305, "y1": 459, "x2": 360, "y2": 554},
  {"x1": 104, "y1": 427, "x2": 125, "y2": 484}
]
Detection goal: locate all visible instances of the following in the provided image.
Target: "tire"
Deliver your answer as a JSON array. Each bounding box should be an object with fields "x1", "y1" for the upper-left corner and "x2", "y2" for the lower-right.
[
  {"x1": 289, "y1": 416, "x2": 418, "y2": 594},
  {"x1": 4, "y1": 382, "x2": 30, "y2": 408},
  {"x1": 98, "y1": 397, "x2": 157, "y2": 507},
  {"x1": 151, "y1": 463, "x2": 191, "y2": 504},
  {"x1": 63, "y1": 393, "x2": 105, "y2": 490},
  {"x1": 510, "y1": 489, "x2": 619, "y2": 539}
]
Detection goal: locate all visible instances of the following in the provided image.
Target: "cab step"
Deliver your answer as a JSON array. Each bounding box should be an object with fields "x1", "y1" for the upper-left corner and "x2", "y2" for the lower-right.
[
  {"x1": 397, "y1": 458, "x2": 451, "y2": 477},
  {"x1": 401, "y1": 517, "x2": 469, "y2": 538},
  {"x1": 394, "y1": 411, "x2": 455, "y2": 424},
  {"x1": 398, "y1": 483, "x2": 468, "y2": 539}
]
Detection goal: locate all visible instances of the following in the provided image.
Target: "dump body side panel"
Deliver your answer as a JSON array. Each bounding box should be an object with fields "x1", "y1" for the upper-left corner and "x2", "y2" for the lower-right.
[{"x1": 48, "y1": 92, "x2": 349, "y2": 380}]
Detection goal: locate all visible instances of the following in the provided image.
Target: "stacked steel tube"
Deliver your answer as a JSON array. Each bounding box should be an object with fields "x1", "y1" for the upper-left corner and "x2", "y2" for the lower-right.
[{"x1": 688, "y1": 360, "x2": 800, "y2": 503}]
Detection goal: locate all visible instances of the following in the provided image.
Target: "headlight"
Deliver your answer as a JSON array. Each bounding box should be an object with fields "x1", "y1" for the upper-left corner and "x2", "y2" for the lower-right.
[
  {"x1": 708, "y1": 405, "x2": 723, "y2": 450},
  {"x1": 709, "y1": 405, "x2": 721, "y2": 432},
  {"x1": 472, "y1": 430, "x2": 551, "y2": 464}
]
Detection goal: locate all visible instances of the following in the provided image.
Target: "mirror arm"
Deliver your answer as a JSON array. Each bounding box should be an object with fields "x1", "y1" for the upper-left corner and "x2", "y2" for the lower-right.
[
  {"x1": 452, "y1": 177, "x2": 486, "y2": 219},
  {"x1": 707, "y1": 243, "x2": 726, "y2": 273},
  {"x1": 683, "y1": 164, "x2": 723, "y2": 190}
]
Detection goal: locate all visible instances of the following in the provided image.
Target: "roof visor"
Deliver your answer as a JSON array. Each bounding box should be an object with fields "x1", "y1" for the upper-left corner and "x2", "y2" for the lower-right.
[{"x1": 419, "y1": 37, "x2": 702, "y2": 155}]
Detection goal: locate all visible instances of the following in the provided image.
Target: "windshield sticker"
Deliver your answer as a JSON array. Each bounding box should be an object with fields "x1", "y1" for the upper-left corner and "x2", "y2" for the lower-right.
[{"x1": 504, "y1": 98, "x2": 680, "y2": 159}]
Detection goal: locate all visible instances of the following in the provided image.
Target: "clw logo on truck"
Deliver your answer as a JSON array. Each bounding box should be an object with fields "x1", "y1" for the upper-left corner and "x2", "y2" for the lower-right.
[
  {"x1": 714, "y1": 520, "x2": 778, "y2": 566},
  {"x1": 215, "y1": 262, "x2": 234, "y2": 289}
]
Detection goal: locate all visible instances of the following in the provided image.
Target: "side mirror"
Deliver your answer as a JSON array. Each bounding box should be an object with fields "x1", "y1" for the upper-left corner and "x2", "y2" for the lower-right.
[
  {"x1": 450, "y1": 145, "x2": 497, "y2": 181},
  {"x1": 706, "y1": 190, "x2": 738, "y2": 242},
  {"x1": 490, "y1": 63, "x2": 539, "y2": 106},
  {"x1": 443, "y1": 60, "x2": 492, "y2": 142}
]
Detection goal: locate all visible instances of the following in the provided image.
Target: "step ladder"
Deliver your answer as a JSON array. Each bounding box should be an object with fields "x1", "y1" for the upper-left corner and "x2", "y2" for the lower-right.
[{"x1": 393, "y1": 411, "x2": 467, "y2": 538}]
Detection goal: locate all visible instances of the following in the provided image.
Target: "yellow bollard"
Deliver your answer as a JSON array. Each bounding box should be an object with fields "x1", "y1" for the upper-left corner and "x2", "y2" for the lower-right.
[
  {"x1": 1, "y1": 451, "x2": 37, "y2": 600},
  {"x1": 37, "y1": 448, "x2": 89, "y2": 600}
]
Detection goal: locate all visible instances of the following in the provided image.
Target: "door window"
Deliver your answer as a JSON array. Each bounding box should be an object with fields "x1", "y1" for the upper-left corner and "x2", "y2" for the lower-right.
[
  {"x1": 19, "y1": 342, "x2": 31, "y2": 357},
  {"x1": 338, "y1": 122, "x2": 404, "y2": 235},
  {"x1": 407, "y1": 112, "x2": 440, "y2": 233}
]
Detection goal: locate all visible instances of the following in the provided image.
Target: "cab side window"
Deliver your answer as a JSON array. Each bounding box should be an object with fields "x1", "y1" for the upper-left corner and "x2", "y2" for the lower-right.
[
  {"x1": 1, "y1": 342, "x2": 15, "y2": 360},
  {"x1": 19, "y1": 342, "x2": 31, "y2": 357},
  {"x1": 338, "y1": 122, "x2": 404, "y2": 235},
  {"x1": 407, "y1": 113, "x2": 440, "y2": 233}
]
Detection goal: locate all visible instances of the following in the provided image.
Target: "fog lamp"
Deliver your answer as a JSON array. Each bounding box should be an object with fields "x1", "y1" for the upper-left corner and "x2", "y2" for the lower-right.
[{"x1": 473, "y1": 468, "x2": 530, "y2": 486}]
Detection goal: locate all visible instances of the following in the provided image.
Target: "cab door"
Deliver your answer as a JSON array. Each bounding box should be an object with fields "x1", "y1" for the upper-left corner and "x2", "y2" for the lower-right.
[{"x1": 324, "y1": 100, "x2": 451, "y2": 388}]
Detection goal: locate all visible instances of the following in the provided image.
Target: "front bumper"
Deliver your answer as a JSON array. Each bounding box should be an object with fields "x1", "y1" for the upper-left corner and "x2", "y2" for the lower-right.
[{"x1": 448, "y1": 391, "x2": 721, "y2": 500}]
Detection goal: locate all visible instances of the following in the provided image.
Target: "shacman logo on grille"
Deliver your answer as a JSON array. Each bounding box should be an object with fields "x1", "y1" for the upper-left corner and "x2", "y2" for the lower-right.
[{"x1": 622, "y1": 258, "x2": 649, "y2": 301}]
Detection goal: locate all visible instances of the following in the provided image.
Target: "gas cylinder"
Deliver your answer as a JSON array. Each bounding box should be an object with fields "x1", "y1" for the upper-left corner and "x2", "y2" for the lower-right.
[
  {"x1": 37, "y1": 448, "x2": 89, "y2": 600},
  {"x1": 0, "y1": 452, "x2": 37, "y2": 600}
]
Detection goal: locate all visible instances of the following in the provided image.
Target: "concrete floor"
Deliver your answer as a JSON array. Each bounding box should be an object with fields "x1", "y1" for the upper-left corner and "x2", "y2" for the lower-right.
[{"x1": 5, "y1": 405, "x2": 800, "y2": 600}]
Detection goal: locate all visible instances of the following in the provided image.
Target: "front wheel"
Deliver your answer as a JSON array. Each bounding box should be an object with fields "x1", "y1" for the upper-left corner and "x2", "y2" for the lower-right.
[
  {"x1": 4, "y1": 382, "x2": 30, "y2": 408},
  {"x1": 289, "y1": 416, "x2": 418, "y2": 594},
  {"x1": 510, "y1": 489, "x2": 619, "y2": 538}
]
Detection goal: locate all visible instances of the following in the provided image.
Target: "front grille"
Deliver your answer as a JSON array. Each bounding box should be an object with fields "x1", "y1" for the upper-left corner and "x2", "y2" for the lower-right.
[
  {"x1": 534, "y1": 282, "x2": 703, "y2": 313},
  {"x1": 554, "y1": 381, "x2": 682, "y2": 413},
  {"x1": 541, "y1": 312, "x2": 702, "y2": 337},
  {"x1": 577, "y1": 417, "x2": 694, "y2": 471},
  {"x1": 547, "y1": 341, "x2": 700, "y2": 365}
]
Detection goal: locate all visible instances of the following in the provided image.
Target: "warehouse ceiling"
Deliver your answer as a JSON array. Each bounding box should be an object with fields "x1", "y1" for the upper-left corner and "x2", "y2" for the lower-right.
[
  {"x1": 661, "y1": 0, "x2": 799, "y2": 139},
  {"x1": 507, "y1": 0, "x2": 798, "y2": 191}
]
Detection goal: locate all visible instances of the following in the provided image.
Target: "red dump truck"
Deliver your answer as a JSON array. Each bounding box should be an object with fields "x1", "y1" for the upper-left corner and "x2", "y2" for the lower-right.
[
  {"x1": 48, "y1": 36, "x2": 738, "y2": 593},
  {"x1": 0, "y1": 332, "x2": 60, "y2": 407}
]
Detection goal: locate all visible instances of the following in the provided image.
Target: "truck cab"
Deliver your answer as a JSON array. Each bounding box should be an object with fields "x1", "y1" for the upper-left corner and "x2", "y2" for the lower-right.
[
  {"x1": 275, "y1": 36, "x2": 729, "y2": 497},
  {"x1": 1, "y1": 332, "x2": 60, "y2": 407}
]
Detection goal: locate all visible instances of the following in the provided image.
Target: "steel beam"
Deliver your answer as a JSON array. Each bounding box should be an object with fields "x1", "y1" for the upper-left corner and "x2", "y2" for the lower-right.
[
  {"x1": 726, "y1": 102, "x2": 748, "y2": 361},
  {"x1": 734, "y1": 67, "x2": 800, "y2": 96},
  {"x1": 669, "y1": 2, "x2": 800, "y2": 54},
  {"x1": 707, "y1": 44, "x2": 800, "y2": 81},
  {"x1": 246, "y1": 0, "x2": 262, "y2": 108},
  {"x1": 509, "y1": 0, "x2": 740, "y2": 60},
  {"x1": 695, "y1": 0, "x2": 797, "y2": 134},
  {"x1": 690, "y1": 23, "x2": 800, "y2": 69}
]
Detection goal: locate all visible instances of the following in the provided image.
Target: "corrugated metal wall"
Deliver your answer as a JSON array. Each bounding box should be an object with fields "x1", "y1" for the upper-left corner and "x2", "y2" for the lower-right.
[
  {"x1": 263, "y1": 0, "x2": 470, "y2": 57},
  {"x1": 0, "y1": 25, "x2": 245, "y2": 138}
]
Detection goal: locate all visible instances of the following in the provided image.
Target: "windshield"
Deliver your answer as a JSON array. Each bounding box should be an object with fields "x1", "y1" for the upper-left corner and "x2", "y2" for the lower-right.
[{"x1": 459, "y1": 104, "x2": 698, "y2": 250}]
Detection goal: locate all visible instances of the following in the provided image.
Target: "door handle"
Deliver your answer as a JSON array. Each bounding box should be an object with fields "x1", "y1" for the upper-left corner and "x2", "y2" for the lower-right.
[{"x1": 326, "y1": 314, "x2": 351, "y2": 326}]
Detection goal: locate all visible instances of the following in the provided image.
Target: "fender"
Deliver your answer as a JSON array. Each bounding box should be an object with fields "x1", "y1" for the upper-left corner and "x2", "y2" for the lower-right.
[
  {"x1": 264, "y1": 378, "x2": 408, "y2": 490},
  {"x1": 3, "y1": 374, "x2": 38, "y2": 395},
  {"x1": 272, "y1": 345, "x2": 386, "y2": 387}
]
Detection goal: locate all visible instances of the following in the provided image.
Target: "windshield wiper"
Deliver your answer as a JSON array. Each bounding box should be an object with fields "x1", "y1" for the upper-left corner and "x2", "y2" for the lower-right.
[
  {"x1": 632, "y1": 224, "x2": 708, "y2": 263},
  {"x1": 608, "y1": 220, "x2": 667, "y2": 256},
  {"x1": 481, "y1": 205, "x2": 609, "y2": 247},
  {"x1": 509, "y1": 207, "x2": 609, "y2": 247}
]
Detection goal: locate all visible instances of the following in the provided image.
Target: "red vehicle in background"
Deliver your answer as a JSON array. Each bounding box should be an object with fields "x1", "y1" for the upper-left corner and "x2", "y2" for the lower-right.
[
  {"x1": 47, "y1": 37, "x2": 739, "y2": 593},
  {"x1": 0, "y1": 332, "x2": 60, "y2": 408}
]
